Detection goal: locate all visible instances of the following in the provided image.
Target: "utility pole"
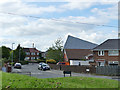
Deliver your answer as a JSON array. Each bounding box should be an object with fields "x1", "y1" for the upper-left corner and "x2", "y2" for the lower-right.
[{"x1": 12, "y1": 43, "x2": 15, "y2": 66}]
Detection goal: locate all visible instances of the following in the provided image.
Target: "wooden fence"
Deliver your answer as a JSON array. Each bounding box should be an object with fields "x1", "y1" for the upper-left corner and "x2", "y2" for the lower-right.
[
  {"x1": 48, "y1": 64, "x2": 96, "y2": 74},
  {"x1": 48, "y1": 64, "x2": 120, "y2": 76},
  {"x1": 96, "y1": 66, "x2": 120, "y2": 76}
]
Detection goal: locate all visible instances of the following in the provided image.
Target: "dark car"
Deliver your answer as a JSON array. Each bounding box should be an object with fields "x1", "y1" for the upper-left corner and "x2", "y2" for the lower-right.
[
  {"x1": 38, "y1": 63, "x2": 50, "y2": 71},
  {"x1": 14, "y1": 63, "x2": 22, "y2": 69}
]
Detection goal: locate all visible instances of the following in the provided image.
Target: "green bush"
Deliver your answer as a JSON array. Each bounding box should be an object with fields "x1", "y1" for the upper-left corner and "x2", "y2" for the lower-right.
[
  {"x1": 46, "y1": 59, "x2": 56, "y2": 64},
  {"x1": 19, "y1": 61, "x2": 29, "y2": 65},
  {"x1": 36, "y1": 59, "x2": 46, "y2": 63}
]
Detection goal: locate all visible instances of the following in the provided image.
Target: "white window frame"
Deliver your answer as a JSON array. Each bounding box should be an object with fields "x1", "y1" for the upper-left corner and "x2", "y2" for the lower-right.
[
  {"x1": 31, "y1": 52, "x2": 35, "y2": 55},
  {"x1": 25, "y1": 57, "x2": 30, "y2": 60},
  {"x1": 37, "y1": 53, "x2": 39, "y2": 55},
  {"x1": 26, "y1": 52, "x2": 30, "y2": 55},
  {"x1": 98, "y1": 50, "x2": 104, "y2": 56},
  {"x1": 31, "y1": 57, "x2": 35, "y2": 60},
  {"x1": 37, "y1": 57, "x2": 39, "y2": 59},
  {"x1": 108, "y1": 50, "x2": 119, "y2": 56}
]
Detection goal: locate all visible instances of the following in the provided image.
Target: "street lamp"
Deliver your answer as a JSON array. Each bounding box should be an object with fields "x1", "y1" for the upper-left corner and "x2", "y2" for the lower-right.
[{"x1": 12, "y1": 43, "x2": 15, "y2": 66}]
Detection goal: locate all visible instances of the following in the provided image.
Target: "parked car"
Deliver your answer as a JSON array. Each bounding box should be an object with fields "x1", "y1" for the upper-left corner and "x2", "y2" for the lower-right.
[
  {"x1": 14, "y1": 63, "x2": 22, "y2": 69},
  {"x1": 38, "y1": 63, "x2": 50, "y2": 71},
  {"x1": 57, "y1": 62, "x2": 70, "y2": 65}
]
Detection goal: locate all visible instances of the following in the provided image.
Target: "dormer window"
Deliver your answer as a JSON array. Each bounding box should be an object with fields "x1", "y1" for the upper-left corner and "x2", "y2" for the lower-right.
[{"x1": 98, "y1": 50, "x2": 104, "y2": 56}]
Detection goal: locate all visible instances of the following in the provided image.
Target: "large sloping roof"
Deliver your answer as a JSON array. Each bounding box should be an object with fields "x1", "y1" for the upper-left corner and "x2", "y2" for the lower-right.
[
  {"x1": 23, "y1": 48, "x2": 41, "y2": 53},
  {"x1": 65, "y1": 49, "x2": 92, "y2": 60},
  {"x1": 64, "y1": 35, "x2": 97, "y2": 49},
  {"x1": 93, "y1": 39, "x2": 120, "y2": 50}
]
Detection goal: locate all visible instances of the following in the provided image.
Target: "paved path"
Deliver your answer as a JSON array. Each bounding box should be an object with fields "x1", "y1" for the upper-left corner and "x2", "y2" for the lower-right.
[{"x1": 11, "y1": 63, "x2": 119, "y2": 81}]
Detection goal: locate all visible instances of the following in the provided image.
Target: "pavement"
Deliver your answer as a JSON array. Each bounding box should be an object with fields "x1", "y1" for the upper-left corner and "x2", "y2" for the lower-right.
[{"x1": 11, "y1": 63, "x2": 119, "y2": 80}]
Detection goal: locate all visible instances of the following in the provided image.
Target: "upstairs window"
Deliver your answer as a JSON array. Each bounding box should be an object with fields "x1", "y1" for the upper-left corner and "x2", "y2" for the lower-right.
[
  {"x1": 98, "y1": 51, "x2": 104, "y2": 56},
  {"x1": 26, "y1": 52, "x2": 30, "y2": 55},
  {"x1": 108, "y1": 50, "x2": 119, "y2": 56},
  {"x1": 31, "y1": 52, "x2": 35, "y2": 55},
  {"x1": 37, "y1": 53, "x2": 39, "y2": 55}
]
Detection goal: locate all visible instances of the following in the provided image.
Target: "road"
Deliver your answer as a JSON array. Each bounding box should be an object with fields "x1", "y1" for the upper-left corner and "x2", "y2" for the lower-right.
[{"x1": 12, "y1": 63, "x2": 119, "y2": 80}]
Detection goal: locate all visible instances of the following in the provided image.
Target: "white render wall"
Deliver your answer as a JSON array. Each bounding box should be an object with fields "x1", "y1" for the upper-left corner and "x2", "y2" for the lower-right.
[{"x1": 70, "y1": 60, "x2": 90, "y2": 66}]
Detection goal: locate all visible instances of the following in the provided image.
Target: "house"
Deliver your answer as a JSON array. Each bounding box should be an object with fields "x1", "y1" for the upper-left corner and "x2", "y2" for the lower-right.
[
  {"x1": 23, "y1": 48, "x2": 41, "y2": 60},
  {"x1": 93, "y1": 39, "x2": 120, "y2": 66},
  {"x1": 64, "y1": 35, "x2": 98, "y2": 65}
]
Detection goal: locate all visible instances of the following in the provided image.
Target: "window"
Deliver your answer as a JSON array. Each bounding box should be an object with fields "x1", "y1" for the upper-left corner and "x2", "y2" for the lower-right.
[
  {"x1": 25, "y1": 57, "x2": 30, "y2": 60},
  {"x1": 98, "y1": 51, "x2": 104, "y2": 56},
  {"x1": 26, "y1": 52, "x2": 30, "y2": 55},
  {"x1": 31, "y1": 57, "x2": 35, "y2": 60},
  {"x1": 37, "y1": 53, "x2": 39, "y2": 55},
  {"x1": 31, "y1": 52, "x2": 35, "y2": 55},
  {"x1": 108, "y1": 50, "x2": 119, "y2": 56},
  {"x1": 98, "y1": 62, "x2": 105, "y2": 66},
  {"x1": 37, "y1": 57, "x2": 39, "y2": 59}
]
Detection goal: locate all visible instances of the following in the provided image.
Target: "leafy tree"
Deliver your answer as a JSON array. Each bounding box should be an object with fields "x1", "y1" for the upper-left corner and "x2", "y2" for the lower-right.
[
  {"x1": 1, "y1": 46, "x2": 11, "y2": 59},
  {"x1": 10, "y1": 44, "x2": 26, "y2": 62},
  {"x1": 46, "y1": 38, "x2": 64, "y2": 62}
]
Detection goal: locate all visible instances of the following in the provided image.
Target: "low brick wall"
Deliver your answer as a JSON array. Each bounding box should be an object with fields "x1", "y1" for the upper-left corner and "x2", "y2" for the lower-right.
[{"x1": 48, "y1": 64, "x2": 96, "y2": 74}]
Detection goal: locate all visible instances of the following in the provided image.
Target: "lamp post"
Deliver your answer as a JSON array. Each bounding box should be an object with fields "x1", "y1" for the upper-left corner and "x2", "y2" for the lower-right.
[{"x1": 12, "y1": 43, "x2": 15, "y2": 66}]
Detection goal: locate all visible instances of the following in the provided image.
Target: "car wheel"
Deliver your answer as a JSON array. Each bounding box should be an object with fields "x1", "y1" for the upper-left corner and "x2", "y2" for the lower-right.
[{"x1": 43, "y1": 69, "x2": 45, "y2": 71}]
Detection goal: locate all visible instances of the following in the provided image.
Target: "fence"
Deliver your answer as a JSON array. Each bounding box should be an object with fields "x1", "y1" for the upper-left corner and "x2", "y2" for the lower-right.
[
  {"x1": 49, "y1": 64, "x2": 120, "y2": 76},
  {"x1": 96, "y1": 66, "x2": 120, "y2": 76},
  {"x1": 48, "y1": 64, "x2": 96, "y2": 74}
]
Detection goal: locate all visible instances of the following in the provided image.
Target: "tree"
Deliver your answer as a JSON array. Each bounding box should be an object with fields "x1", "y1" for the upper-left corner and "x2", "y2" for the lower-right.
[
  {"x1": 10, "y1": 44, "x2": 26, "y2": 62},
  {"x1": 46, "y1": 38, "x2": 64, "y2": 62},
  {"x1": 1, "y1": 46, "x2": 10, "y2": 59}
]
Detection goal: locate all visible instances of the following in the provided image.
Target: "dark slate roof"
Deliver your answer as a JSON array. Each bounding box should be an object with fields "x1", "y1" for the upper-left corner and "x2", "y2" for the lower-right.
[
  {"x1": 93, "y1": 39, "x2": 120, "y2": 50},
  {"x1": 64, "y1": 35, "x2": 98, "y2": 49},
  {"x1": 23, "y1": 48, "x2": 30, "y2": 52}
]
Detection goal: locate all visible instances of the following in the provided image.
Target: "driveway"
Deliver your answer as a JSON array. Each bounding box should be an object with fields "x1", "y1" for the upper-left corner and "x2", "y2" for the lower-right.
[{"x1": 11, "y1": 63, "x2": 119, "y2": 80}]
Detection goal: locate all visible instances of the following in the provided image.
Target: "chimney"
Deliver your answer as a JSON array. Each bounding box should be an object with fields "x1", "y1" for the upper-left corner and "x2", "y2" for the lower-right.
[{"x1": 33, "y1": 43, "x2": 35, "y2": 48}]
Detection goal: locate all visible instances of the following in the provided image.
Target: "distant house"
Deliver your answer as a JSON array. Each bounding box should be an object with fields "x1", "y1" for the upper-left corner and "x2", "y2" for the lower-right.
[
  {"x1": 41, "y1": 52, "x2": 46, "y2": 59},
  {"x1": 23, "y1": 48, "x2": 41, "y2": 60},
  {"x1": 93, "y1": 39, "x2": 120, "y2": 66},
  {"x1": 64, "y1": 35, "x2": 97, "y2": 65}
]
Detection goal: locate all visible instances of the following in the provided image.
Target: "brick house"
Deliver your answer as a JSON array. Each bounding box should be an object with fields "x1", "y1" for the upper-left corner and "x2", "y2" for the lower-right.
[
  {"x1": 23, "y1": 48, "x2": 41, "y2": 60},
  {"x1": 64, "y1": 35, "x2": 97, "y2": 65},
  {"x1": 93, "y1": 39, "x2": 120, "y2": 66}
]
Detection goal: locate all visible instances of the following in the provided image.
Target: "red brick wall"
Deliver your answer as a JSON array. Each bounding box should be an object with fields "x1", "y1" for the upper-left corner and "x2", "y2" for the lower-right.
[
  {"x1": 93, "y1": 50, "x2": 120, "y2": 65},
  {"x1": 26, "y1": 52, "x2": 39, "y2": 60}
]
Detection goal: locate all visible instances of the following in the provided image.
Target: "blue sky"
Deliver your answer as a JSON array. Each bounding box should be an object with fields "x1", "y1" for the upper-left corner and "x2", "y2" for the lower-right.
[{"x1": 0, "y1": 0, "x2": 118, "y2": 51}]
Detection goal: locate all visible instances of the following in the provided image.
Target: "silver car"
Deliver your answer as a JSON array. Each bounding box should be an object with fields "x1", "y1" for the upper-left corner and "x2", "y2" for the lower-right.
[{"x1": 38, "y1": 63, "x2": 50, "y2": 71}]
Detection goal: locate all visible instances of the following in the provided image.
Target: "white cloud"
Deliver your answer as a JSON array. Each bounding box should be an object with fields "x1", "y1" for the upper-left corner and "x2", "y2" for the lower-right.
[
  {"x1": 0, "y1": 1, "x2": 118, "y2": 51},
  {"x1": 91, "y1": 5, "x2": 118, "y2": 20}
]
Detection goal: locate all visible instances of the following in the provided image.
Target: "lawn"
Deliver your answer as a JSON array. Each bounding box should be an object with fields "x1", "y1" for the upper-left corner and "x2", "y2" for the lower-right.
[{"x1": 1, "y1": 71, "x2": 119, "y2": 88}]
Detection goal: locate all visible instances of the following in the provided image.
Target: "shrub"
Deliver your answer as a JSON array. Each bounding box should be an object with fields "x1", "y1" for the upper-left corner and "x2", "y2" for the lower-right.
[
  {"x1": 19, "y1": 61, "x2": 29, "y2": 65},
  {"x1": 36, "y1": 59, "x2": 46, "y2": 63},
  {"x1": 46, "y1": 59, "x2": 56, "y2": 64}
]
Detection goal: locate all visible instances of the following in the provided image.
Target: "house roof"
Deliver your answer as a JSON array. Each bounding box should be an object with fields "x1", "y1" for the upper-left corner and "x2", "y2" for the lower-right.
[
  {"x1": 65, "y1": 49, "x2": 93, "y2": 60},
  {"x1": 64, "y1": 35, "x2": 97, "y2": 49},
  {"x1": 23, "y1": 48, "x2": 30, "y2": 52},
  {"x1": 93, "y1": 39, "x2": 120, "y2": 50},
  {"x1": 23, "y1": 48, "x2": 40, "y2": 53}
]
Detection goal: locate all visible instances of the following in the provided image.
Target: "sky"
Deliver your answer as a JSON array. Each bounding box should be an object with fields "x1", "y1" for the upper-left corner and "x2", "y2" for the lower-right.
[{"x1": 0, "y1": 0, "x2": 119, "y2": 51}]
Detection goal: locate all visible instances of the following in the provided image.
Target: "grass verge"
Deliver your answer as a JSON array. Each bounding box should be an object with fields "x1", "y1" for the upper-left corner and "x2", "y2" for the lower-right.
[{"x1": 1, "y1": 72, "x2": 119, "y2": 88}]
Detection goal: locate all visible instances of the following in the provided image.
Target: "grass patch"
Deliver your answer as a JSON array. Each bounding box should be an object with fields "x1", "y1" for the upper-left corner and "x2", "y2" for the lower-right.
[{"x1": 1, "y1": 72, "x2": 119, "y2": 88}]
